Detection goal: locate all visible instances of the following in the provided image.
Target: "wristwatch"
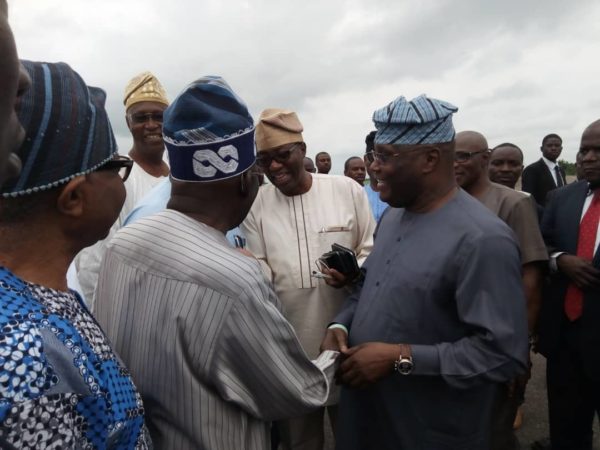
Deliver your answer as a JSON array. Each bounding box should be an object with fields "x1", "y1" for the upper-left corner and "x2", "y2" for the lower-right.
[{"x1": 393, "y1": 343, "x2": 413, "y2": 375}]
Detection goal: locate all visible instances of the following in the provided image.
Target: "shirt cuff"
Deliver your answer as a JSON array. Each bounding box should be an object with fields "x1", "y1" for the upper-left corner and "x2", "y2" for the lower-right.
[
  {"x1": 328, "y1": 323, "x2": 348, "y2": 334},
  {"x1": 549, "y1": 251, "x2": 566, "y2": 273},
  {"x1": 410, "y1": 344, "x2": 440, "y2": 375}
]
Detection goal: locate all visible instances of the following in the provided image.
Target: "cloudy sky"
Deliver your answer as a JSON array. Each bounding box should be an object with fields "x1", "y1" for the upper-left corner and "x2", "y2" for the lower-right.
[{"x1": 9, "y1": 0, "x2": 600, "y2": 174}]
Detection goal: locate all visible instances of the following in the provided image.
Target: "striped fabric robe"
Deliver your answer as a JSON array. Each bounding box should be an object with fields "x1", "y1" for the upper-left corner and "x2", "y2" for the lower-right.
[{"x1": 94, "y1": 210, "x2": 329, "y2": 450}]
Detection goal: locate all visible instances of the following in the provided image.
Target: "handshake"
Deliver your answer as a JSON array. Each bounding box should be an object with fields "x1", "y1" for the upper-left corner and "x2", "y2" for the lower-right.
[{"x1": 318, "y1": 326, "x2": 408, "y2": 389}]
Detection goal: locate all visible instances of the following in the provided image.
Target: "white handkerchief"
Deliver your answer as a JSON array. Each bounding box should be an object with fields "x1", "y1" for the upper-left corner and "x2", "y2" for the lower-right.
[{"x1": 312, "y1": 350, "x2": 341, "y2": 405}]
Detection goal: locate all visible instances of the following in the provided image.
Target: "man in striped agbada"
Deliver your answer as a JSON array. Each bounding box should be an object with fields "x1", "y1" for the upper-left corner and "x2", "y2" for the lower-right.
[{"x1": 94, "y1": 77, "x2": 330, "y2": 450}]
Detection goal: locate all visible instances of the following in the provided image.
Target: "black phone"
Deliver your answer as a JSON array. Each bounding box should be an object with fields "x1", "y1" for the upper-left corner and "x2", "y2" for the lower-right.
[{"x1": 319, "y1": 243, "x2": 360, "y2": 278}]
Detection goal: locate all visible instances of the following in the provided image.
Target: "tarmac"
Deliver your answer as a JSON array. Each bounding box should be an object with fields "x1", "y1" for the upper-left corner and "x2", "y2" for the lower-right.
[{"x1": 516, "y1": 352, "x2": 600, "y2": 449}]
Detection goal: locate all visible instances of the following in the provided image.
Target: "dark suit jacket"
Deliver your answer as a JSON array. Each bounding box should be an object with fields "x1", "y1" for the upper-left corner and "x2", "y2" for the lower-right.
[
  {"x1": 538, "y1": 181, "x2": 600, "y2": 380},
  {"x1": 522, "y1": 158, "x2": 567, "y2": 206}
]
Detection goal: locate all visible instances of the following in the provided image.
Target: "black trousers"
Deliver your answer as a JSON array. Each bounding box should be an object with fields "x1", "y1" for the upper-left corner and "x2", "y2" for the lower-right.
[{"x1": 546, "y1": 320, "x2": 600, "y2": 450}]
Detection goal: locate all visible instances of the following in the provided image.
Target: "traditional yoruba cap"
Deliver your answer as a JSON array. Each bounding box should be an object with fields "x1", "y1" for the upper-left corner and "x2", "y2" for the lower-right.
[
  {"x1": 255, "y1": 108, "x2": 303, "y2": 152},
  {"x1": 373, "y1": 94, "x2": 458, "y2": 145},
  {"x1": 123, "y1": 71, "x2": 169, "y2": 111},
  {"x1": 1, "y1": 60, "x2": 118, "y2": 198},
  {"x1": 162, "y1": 76, "x2": 255, "y2": 182}
]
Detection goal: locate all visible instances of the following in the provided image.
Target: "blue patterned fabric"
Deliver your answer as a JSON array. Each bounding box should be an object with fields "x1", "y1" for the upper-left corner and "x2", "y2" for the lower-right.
[
  {"x1": 0, "y1": 267, "x2": 150, "y2": 449},
  {"x1": 162, "y1": 76, "x2": 255, "y2": 182},
  {"x1": 373, "y1": 94, "x2": 458, "y2": 145}
]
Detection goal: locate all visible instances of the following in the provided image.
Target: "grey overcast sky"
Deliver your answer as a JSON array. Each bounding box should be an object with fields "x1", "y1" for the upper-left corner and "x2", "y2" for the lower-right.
[{"x1": 9, "y1": 0, "x2": 600, "y2": 174}]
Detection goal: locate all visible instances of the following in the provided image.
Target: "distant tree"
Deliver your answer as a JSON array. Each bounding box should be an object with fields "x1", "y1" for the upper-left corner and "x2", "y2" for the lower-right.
[{"x1": 559, "y1": 159, "x2": 576, "y2": 176}]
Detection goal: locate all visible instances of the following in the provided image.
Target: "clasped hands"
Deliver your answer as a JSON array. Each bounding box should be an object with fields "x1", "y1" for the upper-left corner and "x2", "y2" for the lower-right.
[
  {"x1": 319, "y1": 327, "x2": 400, "y2": 389},
  {"x1": 558, "y1": 254, "x2": 600, "y2": 289}
]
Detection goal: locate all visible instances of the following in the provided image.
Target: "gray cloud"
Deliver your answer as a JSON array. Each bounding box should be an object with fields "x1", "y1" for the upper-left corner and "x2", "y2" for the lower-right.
[{"x1": 9, "y1": 0, "x2": 600, "y2": 173}]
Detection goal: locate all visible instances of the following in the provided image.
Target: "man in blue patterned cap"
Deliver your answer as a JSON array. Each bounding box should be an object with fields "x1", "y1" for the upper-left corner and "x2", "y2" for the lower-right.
[
  {"x1": 94, "y1": 76, "x2": 330, "y2": 450},
  {"x1": 321, "y1": 94, "x2": 528, "y2": 449},
  {"x1": 0, "y1": 61, "x2": 150, "y2": 448}
]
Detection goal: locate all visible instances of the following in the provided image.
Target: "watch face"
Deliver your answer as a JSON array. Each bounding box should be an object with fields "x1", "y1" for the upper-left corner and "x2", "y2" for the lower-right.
[{"x1": 398, "y1": 359, "x2": 413, "y2": 375}]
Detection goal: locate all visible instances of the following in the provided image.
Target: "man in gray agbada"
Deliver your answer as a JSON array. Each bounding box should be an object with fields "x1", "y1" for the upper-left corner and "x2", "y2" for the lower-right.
[{"x1": 321, "y1": 95, "x2": 528, "y2": 450}]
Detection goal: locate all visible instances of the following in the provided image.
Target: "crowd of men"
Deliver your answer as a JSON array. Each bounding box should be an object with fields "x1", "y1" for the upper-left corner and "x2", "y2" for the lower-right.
[{"x1": 1, "y1": 2, "x2": 600, "y2": 450}]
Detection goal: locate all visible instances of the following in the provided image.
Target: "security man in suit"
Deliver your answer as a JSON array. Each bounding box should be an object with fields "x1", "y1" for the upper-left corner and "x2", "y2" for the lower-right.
[
  {"x1": 538, "y1": 119, "x2": 600, "y2": 449},
  {"x1": 522, "y1": 133, "x2": 567, "y2": 206}
]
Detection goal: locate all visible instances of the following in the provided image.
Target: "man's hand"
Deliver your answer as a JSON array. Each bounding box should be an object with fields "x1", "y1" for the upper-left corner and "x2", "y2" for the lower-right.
[
  {"x1": 321, "y1": 267, "x2": 349, "y2": 288},
  {"x1": 557, "y1": 254, "x2": 600, "y2": 289},
  {"x1": 320, "y1": 327, "x2": 348, "y2": 353},
  {"x1": 336, "y1": 342, "x2": 398, "y2": 389}
]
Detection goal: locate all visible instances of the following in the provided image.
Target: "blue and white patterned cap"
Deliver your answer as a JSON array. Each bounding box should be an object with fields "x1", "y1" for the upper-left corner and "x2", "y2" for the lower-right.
[
  {"x1": 373, "y1": 94, "x2": 458, "y2": 145},
  {"x1": 162, "y1": 76, "x2": 255, "y2": 182}
]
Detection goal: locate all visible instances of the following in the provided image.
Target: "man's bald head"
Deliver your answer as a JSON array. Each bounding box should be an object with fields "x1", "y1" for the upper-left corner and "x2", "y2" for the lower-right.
[
  {"x1": 454, "y1": 131, "x2": 491, "y2": 194},
  {"x1": 303, "y1": 156, "x2": 316, "y2": 173},
  {"x1": 455, "y1": 131, "x2": 488, "y2": 151},
  {"x1": 578, "y1": 119, "x2": 600, "y2": 187},
  {"x1": 582, "y1": 119, "x2": 600, "y2": 140}
]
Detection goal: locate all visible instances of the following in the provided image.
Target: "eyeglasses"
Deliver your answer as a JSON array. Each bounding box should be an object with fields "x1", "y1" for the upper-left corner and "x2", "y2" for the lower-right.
[
  {"x1": 372, "y1": 150, "x2": 414, "y2": 164},
  {"x1": 129, "y1": 112, "x2": 163, "y2": 125},
  {"x1": 256, "y1": 143, "x2": 302, "y2": 169},
  {"x1": 96, "y1": 156, "x2": 134, "y2": 181},
  {"x1": 454, "y1": 150, "x2": 489, "y2": 163},
  {"x1": 371, "y1": 146, "x2": 431, "y2": 164}
]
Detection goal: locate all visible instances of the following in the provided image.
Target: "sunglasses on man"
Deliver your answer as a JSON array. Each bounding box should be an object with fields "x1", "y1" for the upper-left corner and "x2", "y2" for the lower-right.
[
  {"x1": 256, "y1": 143, "x2": 303, "y2": 169},
  {"x1": 129, "y1": 112, "x2": 163, "y2": 125},
  {"x1": 96, "y1": 155, "x2": 134, "y2": 181}
]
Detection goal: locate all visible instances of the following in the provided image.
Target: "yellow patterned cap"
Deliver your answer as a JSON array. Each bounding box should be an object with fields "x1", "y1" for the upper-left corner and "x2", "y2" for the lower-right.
[{"x1": 123, "y1": 71, "x2": 169, "y2": 110}]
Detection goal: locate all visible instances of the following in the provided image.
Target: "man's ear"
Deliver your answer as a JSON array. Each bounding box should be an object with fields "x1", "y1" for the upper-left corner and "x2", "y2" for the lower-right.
[
  {"x1": 422, "y1": 147, "x2": 441, "y2": 173},
  {"x1": 56, "y1": 176, "x2": 87, "y2": 218}
]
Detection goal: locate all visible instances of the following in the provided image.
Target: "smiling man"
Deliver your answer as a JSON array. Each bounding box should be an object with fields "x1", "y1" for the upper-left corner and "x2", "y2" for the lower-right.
[
  {"x1": 363, "y1": 131, "x2": 388, "y2": 222},
  {"x1": 0, "y1": 0, "x2": 30, "y2": 185},
  {"x1": 321, "y1": 95, "x2": 528, "y2": 450},
  {"x1": 124, "y1": 72, "x2": 170, "y2": 181},
  {"x1": 75, "y1": 72, "x2": 170, "y2": 304},
  {"x1": 241, "y1": 108, "x2": 375, "y2": 450}
]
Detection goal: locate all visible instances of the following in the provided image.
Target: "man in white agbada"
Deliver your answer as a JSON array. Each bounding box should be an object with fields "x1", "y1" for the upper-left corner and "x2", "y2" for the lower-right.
[
  {"x1": 241, "y1": 109, "x2": 375, "y2": 450},
  {"x1": 75, "y1": 72, "x2": 169, "y2": 304},
  {"x1": 94, "y1": 77, "x2": 331, "y2": 450}
]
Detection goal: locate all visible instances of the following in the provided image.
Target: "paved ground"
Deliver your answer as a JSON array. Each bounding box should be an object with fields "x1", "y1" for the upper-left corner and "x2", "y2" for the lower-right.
[
  {"x1": 323, "y1": 352, "x2": 600, "y2": 449},
  {"x1": 516, "y1": 352, "x2": 600, "y2": 449}
]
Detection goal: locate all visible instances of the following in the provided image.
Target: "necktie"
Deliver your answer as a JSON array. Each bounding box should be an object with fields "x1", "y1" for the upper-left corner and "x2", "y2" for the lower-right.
[
  {"x1": 564, "y1": 192, "x2": 600, "y2": 320},
  {"x1": 555, "y1": 166, "x2": 564, "y2": 187}
]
